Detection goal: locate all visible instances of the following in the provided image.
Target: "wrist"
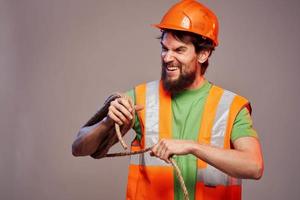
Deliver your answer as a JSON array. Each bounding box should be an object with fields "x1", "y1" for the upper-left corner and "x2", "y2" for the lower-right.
[
  {"x1": 102, "y1": 116, "x2": 114, "y2": 128},
  {"x1": 188, "y1": 141, "x2": 201, "y2": 155}
]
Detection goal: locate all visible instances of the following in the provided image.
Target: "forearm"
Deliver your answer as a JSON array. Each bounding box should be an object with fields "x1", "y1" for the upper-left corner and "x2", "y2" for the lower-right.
[
  {"x1": 151, "y1": 137, "x2": 263, "y2": 179},
  {"x1": 72, "y1": 117, "x2": 114, "y2": 156},
  {"x1": 189, "y1": 139, "x2": 263, "y2": 179}
]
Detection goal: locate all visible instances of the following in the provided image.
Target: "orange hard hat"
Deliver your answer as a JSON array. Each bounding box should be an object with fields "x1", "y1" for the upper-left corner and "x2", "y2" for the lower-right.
[{"x1": 154, "y1": 0, "x2": 219, "y2": 46}]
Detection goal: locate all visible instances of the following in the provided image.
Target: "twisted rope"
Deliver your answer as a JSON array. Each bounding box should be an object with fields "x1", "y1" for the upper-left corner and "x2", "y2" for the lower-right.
[{"x1": 105, "y1": 122, "x2": 189, "y2": 200}]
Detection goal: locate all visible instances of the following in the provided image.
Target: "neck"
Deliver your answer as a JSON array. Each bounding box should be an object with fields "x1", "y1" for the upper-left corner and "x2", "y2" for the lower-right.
[{"x1": 186, "y1": 75, "x2": 205, "y2": 90}]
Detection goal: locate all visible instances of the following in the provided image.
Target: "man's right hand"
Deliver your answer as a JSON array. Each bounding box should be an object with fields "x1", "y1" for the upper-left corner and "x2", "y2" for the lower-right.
[
  {"x1": 107, "y1": 97, "x2": 134, "y2": 126},
  {"x1": 72, "y1": 94, "x2": 143, "y2": 157}
]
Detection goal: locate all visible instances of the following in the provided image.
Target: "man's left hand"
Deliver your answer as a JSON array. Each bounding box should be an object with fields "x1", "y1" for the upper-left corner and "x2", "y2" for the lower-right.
[{"x1": 150, "y1": 139, "x2": 195, "y2": 163}]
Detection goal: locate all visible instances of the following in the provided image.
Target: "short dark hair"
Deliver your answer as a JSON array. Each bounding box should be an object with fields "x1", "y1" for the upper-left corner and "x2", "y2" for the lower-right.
[{"x1": 159, "y1": 29, "x2": 215, "y2": 75}]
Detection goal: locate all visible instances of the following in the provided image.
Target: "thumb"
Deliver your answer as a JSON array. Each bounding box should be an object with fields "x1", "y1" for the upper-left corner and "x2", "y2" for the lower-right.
[{"x1": 134, "y1": 104, "x2": 144, "y2": 112}]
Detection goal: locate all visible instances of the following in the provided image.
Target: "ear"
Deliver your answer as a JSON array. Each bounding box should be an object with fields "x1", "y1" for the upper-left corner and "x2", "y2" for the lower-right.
[{"x1": 197, "y1": 50, "x2": 211, "y2": 64}]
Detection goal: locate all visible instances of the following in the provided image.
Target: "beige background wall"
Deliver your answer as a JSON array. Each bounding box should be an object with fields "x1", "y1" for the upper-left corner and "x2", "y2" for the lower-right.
[{"x1": 1, "y1": 0, "x2": 300, "y2": 199}]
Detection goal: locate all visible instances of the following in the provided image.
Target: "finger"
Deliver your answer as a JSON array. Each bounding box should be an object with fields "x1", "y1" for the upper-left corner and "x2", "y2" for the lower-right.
[
  {"x1": 107, "y1": 110, "x2": 123, "y2": 126},
  {"x1": 157, "y1": 143, "x2": 167, "y2": 158},
  {"x1": 134, "y1": 105, "x2": 144, "y2": 112},
  {"x1": 162, "y1": 150, "x2": 171, "y2": 163},
  {"x1": 155, "y1": 144, "x2": 163, "y2": 157},
  {"x1": 109, "y1": 106, "x2": 130, "y2": 125},
  {"x1": 118, "y1": 98, "x2": 134, "y2": 113},
  {"x1": 159, "y1": 140, "x2": 170, "y2": 161},
  {"x1": 151, "y1": 144, "x2": 159, "y2": 157},
  {"x1": 111, "y1": 100, "x2": 133, "y2": 120},
  {"x1": 161, "y1": 146, "x2": 170, "y2": 160},
  {"x1": 125, "y1": 96, "x2": 134, "y2": 111}
]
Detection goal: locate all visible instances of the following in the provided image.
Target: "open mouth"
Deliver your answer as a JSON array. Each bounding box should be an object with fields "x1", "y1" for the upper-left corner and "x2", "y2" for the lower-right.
[{"x1": 166, "y1": 65, "x2": 179, "y2": 71}]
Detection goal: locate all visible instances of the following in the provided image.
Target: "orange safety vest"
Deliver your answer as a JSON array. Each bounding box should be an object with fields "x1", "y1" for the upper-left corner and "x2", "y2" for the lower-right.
[{"x1": 126, "y1": 80, "x2": 250, "y2": 200}]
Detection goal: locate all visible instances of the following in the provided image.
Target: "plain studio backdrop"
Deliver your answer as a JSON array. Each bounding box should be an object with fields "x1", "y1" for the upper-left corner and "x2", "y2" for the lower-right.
[{"x1": 1, "y1": 0, "x2": 300, "y2": 199}]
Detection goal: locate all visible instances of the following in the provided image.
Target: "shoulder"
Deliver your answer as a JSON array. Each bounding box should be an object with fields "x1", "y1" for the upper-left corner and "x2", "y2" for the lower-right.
[
  {"x1": 211, "y1": 84, "x2": 251, "y2": 114},
  {"x1": 125, "y1": 80, "x2": 160, "y2": 104},
  {"x1": 212, "y1": 85, "x2": 249, "y2": 101}
]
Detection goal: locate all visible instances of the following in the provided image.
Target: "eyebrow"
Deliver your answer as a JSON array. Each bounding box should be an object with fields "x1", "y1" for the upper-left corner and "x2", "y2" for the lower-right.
[
  {"x1": 175, "y1": 46, "x2": 187, "y2": 51},
  {"x1": 160, "y1": 42, "x2": 187, "y2": 51}
]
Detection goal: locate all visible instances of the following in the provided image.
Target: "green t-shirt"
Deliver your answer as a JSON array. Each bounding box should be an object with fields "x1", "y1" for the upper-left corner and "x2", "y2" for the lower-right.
[{"x1": 126, "y1": 80, "x2": 257, "y2": 200}]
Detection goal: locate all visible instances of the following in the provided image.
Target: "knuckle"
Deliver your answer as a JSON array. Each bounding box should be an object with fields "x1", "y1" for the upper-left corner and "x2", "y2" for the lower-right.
[
  {"x1": 120, "y1": 98, "x2": 125, "y2": 103},
  {"x1": 120, "y1": 98, "x2": 126, "y2": 104},
  {"x1": 110, "y1": 104, "x2": 116, "y2": 110},
  {"x1": 113, "y1": 98, "x2": 121, "y2": 106},
  {"x1": 111, "y1": 100, "x2": 117, "y2": 105},
  {"x1": 123, "y1": 98, "x2": 129, "y2": 103}
]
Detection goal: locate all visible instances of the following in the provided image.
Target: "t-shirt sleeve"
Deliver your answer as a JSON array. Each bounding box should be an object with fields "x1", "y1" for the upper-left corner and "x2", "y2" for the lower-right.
[
  {"x1": 125, "y1": 89, "x2": 142, "y2": 141},
  {"x1": 230, "y1": 107, "x2": 258, "y2": 142}
]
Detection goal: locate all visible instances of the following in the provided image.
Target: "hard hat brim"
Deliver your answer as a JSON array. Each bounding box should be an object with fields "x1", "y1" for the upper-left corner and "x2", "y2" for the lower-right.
[{"x1": 152, "y1": 23, "x2": 218, "y2": 46}]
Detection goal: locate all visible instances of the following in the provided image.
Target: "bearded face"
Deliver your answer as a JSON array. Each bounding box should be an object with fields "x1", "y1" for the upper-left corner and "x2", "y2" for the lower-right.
[
  {"x1": 160, "y1": 32, "x2": 202, "y2": 95},
  {"x1": 161, "y1": 59, "x2": 198, "y2": 94}
]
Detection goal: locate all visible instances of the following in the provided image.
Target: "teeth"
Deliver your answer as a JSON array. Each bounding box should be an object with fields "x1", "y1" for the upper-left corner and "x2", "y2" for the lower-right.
[{"x1": 167, "y1": 66, "x2": 178, "y2": 71}]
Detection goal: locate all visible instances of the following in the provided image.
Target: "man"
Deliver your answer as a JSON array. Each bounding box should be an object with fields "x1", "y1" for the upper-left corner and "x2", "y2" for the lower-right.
[{"x1": 72, "y1": 1, "x2": 264, "y2": 199}]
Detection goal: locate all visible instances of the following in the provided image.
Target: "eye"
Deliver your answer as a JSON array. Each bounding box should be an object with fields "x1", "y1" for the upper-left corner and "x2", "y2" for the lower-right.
[
  {"x1": 175, "y1": 47, "x2": 186, "y2": 54},
  {"x1": 161, "y1": 46, "x2": 168, "y2": 52}
]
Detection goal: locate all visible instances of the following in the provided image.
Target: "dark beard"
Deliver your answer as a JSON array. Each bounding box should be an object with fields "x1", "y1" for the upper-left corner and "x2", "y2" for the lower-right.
[{"x1": 161, "y1": 62, "x2": 197, "y2": 95}]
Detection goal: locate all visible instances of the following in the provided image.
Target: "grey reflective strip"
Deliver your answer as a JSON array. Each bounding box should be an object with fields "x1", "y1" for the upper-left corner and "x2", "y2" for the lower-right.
[
  {"x1": 197, "y1": 89, "x2": 241, "y2": 186},
  {"x1": 197, "y1": 167, "x2": 241, "y2": 186},
  {"x1": 130, "y1": 81, "x2": 169, "y2": 166},
  {"x1": 197, "y1": 168, "x2": 229, "y2": 186},
  {"x1": 145, "y1": 81, "x2": 159, "y2": 143},
  {"x1": 211, "y1": 90, "x2": 235, "y2": 148}
]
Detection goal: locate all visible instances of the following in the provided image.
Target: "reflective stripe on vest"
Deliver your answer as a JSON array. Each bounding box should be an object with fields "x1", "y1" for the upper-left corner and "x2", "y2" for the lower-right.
[
  {"x1": 130, "y1": 80, "x2": 170, "y2": 166},
  {"x1": 196, "y1": 89, "x2": 241, "y2": 186}
]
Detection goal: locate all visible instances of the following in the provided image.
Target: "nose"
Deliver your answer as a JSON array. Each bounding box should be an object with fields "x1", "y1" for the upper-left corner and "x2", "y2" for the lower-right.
[{"x1": 162, "y1": 50, "x2": 174, "y2": 63}]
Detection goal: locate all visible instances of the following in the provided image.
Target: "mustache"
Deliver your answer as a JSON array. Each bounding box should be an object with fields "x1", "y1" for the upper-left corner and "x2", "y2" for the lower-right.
[{"x1": 162, "y1": 61, "x2": 181, "y2": 69}]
